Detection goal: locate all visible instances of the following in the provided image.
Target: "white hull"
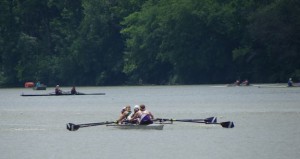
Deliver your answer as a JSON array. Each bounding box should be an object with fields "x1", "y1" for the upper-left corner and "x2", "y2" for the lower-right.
[{"x1": 106, "y1": 124, "x2": 164, "y2": 130}]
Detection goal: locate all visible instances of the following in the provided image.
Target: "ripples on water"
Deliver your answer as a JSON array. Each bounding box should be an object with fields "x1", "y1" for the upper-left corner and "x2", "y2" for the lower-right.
[{"x1": 0, "y1": 86, "x2": 300, "y2": 159}]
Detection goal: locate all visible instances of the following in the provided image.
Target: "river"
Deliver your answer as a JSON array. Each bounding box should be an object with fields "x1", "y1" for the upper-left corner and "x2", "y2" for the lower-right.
[{"x1": 0, "y1": 85, "x2": 299, "y2": 159}]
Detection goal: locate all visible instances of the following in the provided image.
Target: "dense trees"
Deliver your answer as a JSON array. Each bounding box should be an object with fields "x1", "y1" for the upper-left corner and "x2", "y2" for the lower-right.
[{"x1": 0, "y1": 0, "x2": 299, "y2": 87}]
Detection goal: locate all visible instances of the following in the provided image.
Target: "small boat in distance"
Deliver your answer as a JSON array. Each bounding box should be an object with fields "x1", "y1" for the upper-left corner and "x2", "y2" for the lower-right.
[
  {"x1": 24, "y1": 82, "x2": 34, "y2": 88},
  {"x1": 21, "y1": 92, "x2": 105, "y2": 96}
]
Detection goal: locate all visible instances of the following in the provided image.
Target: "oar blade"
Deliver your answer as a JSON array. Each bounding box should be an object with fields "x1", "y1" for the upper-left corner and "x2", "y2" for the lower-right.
[
  {"x1": 220, "y1": 121, "x2": 234, "y2": 128},
  {"x1": 66, "y1": 123, "x2": 80, "y2": 131},
  {"x1": 204, "y1": 117, "x2": 217, "y2": 123}
]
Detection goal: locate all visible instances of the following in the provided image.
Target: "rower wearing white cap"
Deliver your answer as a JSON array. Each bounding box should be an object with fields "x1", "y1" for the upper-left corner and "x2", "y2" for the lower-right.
[
  {"x1": 55, "y1": 85, "x2": 63, "y2": 95},
  {"x1": 129, "y1": 105, "x2": 141, "y2": 124},
  {"x1": 130, "y1": 104, "x2": 154, "y2": 125}
]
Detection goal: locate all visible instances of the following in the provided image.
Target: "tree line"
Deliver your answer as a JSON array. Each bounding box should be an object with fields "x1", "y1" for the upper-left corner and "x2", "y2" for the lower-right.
[{"x1": 1, "y1": 0, "x2": 299, "y2": 87}]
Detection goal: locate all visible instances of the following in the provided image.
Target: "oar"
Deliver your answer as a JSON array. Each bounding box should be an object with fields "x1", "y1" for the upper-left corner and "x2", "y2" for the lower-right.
[
  {"x1": 155, "y1": 117, "x2": 217, "y2": 123},
  {"x1": 194, "y1": 121, "x2": 235, "y2": 128},
  {"x1": 66, "y1": 121, "x2": 115, "y2": 131},
  {"x1": 155, "y1": 117, "x2": 234, "y2": 128}
]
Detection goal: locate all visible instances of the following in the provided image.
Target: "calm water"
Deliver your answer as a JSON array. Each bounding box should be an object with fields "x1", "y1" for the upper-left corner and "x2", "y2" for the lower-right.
[{"x1": 0, "y1": 85, "x2": 299, "y2": 159}]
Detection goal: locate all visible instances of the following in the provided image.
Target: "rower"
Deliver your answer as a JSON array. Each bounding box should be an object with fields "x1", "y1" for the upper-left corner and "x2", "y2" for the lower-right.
[
  {"x1": 129, "y1": 105, "x2": 141, "y2": 124},
  {"x1": 116, "y1": 105, "x2": 132, "y2": 124},
  {"x1": 241, "y1": 79, "x2": 249, "y2": 86},
  {"x1": 130, "y1": 104, "x2": 154, "y2": 125},
  {"x1": 55, "y1": 85, "x2": 63, "y2": 95},
  {"x1": 234, "y1": 80, "x2": 240, "y2": 86},
  {"x1": 138, "y1": 104, "x2": 154, "y2": 125},
  {"x1": 71, "y1": 86, "x2": 77, "y2": 95},
  {"x1": 288, "y1": 78, "x2": 293, "y2": 87}
]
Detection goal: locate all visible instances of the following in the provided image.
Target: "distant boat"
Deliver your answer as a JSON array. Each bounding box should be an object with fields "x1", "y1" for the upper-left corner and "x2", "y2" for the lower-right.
[
  {"x1": 252, "y1": 83, "x2": 300, "y2": 88},
  {"x1": 24, "y1": 82, "x2": 34, "y2": 88},
  {"x1": 21, "y1": 92, "x2": 105, "y2": 96},
  {"x1": 226, "y1": 84, "x2": 251, "y2": 87},
  {"x1": 211, "y1": 84, "x2": 252, "y2": 88}
]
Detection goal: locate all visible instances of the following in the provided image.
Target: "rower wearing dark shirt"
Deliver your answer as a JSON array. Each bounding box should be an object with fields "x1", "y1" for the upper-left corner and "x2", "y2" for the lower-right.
[
  {"x1": 288, "y1": 78, "x2": 293, "y2": 87},
  {"x1": 71, "y1": 86, "x2": 77, "y2": 95}
]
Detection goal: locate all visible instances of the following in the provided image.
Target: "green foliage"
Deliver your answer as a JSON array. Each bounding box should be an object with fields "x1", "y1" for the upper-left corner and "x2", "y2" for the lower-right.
[
  {"x1": 15, "y1": 33, "x2": 39, "y2": 81},
  {"x1": 0, "y1": 0, "x2": 299, "y2": 86},
  {"x1": 244, "y1": 0, "x2": 300, "y2": 82},
  {"x1": 68, "y1": 0, "x2": 126, "y2": 85},
  {"x1": 122, "y1": 0, "x2": 241, "y2": 84}
]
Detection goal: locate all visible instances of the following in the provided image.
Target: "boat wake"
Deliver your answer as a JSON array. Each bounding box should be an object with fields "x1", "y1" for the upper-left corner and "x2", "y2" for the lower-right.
[{"x1": 0, "y1": 124, "x2": 48, "y2": 132}]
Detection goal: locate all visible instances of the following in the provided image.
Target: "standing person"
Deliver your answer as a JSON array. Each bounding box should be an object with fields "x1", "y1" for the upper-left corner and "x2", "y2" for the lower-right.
[
  {"x1": 36, "y1": 81, "x2": 41, "y2": 87},
  {"x1": 288, "y1": 78, "x2": 294, "y2": 87},
  {"x1": 55, "y1": 85, "x2": 63, "y2": 95},
  {"x1": 116, "y1": 105, "x2": 132, "y2": 124},
  {"x1": 131, "y1": 104, "x2": 154, "y2": 125},
  {"x1": 71, "y1": 86, "x2": 77, "y2": 95}
]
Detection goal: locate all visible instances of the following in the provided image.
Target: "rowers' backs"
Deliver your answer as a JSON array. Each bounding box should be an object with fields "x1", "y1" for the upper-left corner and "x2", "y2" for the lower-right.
[
  {"x1": 117, "y1": 104, "x2": 154, "y2": 125},
  {"x1": 138, "y1": 104, "x2": 154, "y2": 125}
]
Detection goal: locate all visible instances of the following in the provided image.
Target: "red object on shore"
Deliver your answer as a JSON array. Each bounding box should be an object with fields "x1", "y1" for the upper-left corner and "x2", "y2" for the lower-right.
[{"x1": 25, "y1": 82, "x2": 34, "y2": 88}]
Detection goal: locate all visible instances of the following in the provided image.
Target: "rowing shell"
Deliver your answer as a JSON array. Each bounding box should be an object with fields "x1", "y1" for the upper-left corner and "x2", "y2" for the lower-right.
[
  {"x1": 21, "y1": 92, "x2": 105, "y2": 96},
  {"x1": 106, "y1": 124, "x2": 164, "y2": 130},
  {"x1": 253, "y1": 85, "x2": 298, "y2": 88}
]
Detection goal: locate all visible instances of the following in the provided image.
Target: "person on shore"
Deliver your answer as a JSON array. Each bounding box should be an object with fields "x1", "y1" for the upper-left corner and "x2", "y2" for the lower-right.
[
  {"x1": 71, "y1": 86, "x2": 77, "y2": 95},
  {"x1": 116, "y1": 105, "x2": 132, "y2": 124},
  {"x1": 288, "y1": 78, "x2": 294, "y2": 87},
  {"x1": 55, "y1": 85, "x2": 63, "y2": 95}
]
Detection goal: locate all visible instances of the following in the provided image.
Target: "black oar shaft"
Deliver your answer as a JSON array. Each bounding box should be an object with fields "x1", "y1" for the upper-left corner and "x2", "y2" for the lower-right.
[
  {"x1": 156, "y1": 117, "x2": 217, "y2": 123},
  {"x1": 67, "y1": 121, "x2": 115, "y2": 131}
]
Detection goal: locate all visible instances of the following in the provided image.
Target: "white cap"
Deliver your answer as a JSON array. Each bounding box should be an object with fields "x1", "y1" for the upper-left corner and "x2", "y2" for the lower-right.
[{"x1": 134, "y1": 105, "x2": 139, "y2": 109}]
